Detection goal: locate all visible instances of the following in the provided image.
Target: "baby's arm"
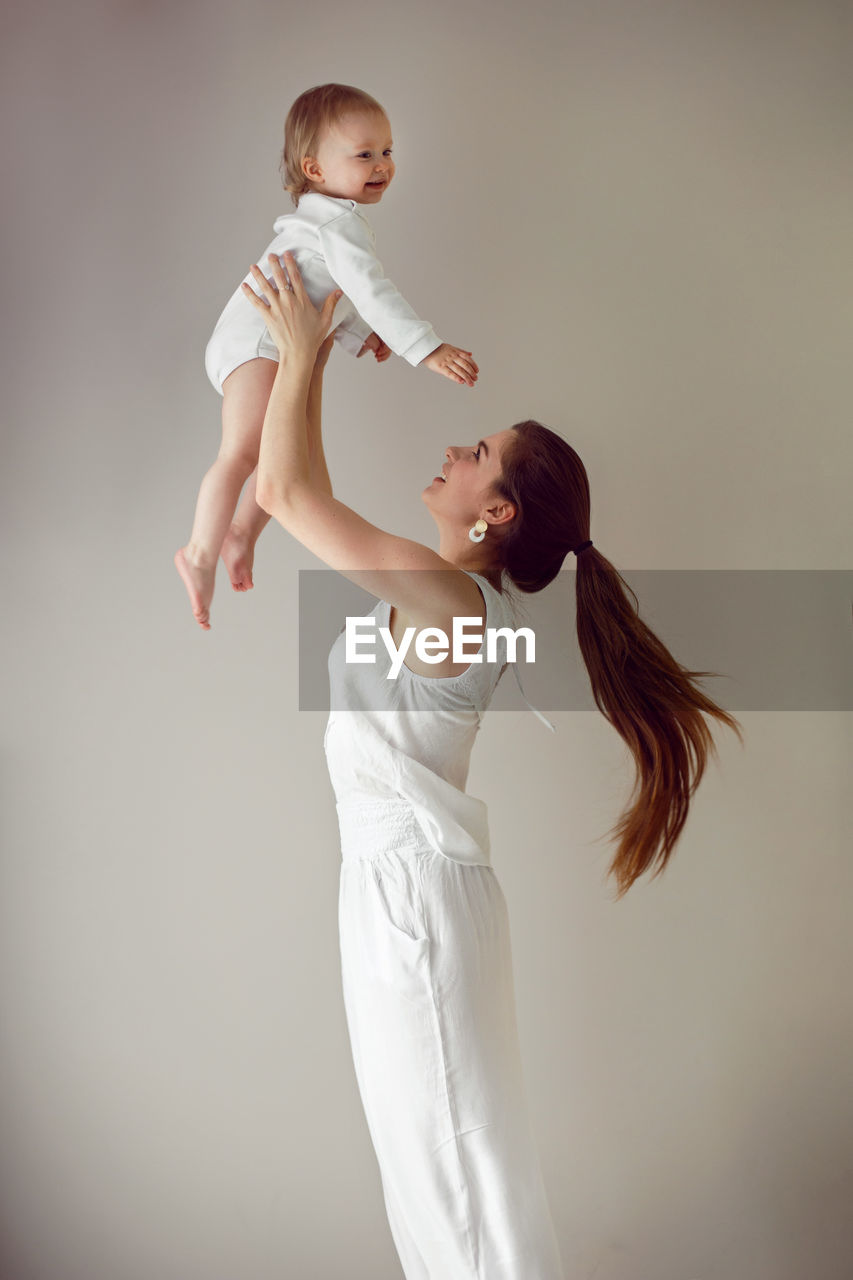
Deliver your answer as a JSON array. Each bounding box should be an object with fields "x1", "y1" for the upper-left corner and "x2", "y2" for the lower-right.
[
  {"x1": 331, "y1": 319, "x2": 390, "y2": 363},
  {"x1": 332, "y1": 312, "x2": 372, "y2": 357},
  {"x1": 317, "y1": 263, "x2": 394, "y2": 363},
  {"x1": 317, "y1": 213, "x2": 478, "y2": 384},
  {"x1": 357, "y1": 333, "x2": 392, "y2": 362}
]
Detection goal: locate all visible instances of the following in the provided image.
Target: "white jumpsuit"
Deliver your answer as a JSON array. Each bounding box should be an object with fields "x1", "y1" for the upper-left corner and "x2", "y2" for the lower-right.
[{"x1": 324, "y1": 570, "x2": 565, "y2": 1279}]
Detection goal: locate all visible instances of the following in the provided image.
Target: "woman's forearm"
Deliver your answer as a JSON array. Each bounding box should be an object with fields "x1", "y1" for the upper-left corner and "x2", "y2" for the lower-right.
[
  {"x1": 241, "y1": 253, "x2": 341, "y2": 512},
  {"x1": 306, "y1": 370, "x2": 333, "y2": 498},
  {"x1": 255, "y1": 352, "x2": 316, "y2": 513}
]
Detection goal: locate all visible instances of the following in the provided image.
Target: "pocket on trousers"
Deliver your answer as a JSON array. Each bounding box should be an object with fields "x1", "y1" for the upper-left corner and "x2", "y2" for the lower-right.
[{"x1": 370, "y1": 856, "x2": 428, "y2": 944}]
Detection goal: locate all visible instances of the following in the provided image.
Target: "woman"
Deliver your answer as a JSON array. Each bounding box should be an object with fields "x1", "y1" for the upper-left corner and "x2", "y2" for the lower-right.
[{"x1": 243, "y1": 252, "x2": 742, "y2": 1279}]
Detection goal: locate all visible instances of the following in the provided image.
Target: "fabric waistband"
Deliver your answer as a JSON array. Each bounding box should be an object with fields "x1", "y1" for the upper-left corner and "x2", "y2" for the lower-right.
[{"x1": 336, "y1": 798, "x2": 432, "y2": 863}]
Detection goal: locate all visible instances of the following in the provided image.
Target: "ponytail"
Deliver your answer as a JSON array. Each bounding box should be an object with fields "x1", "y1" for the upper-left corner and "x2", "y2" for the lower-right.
[
  {"x1": 495, "y1": 421, "x2": 743, "y2": 899},
  {"x1": 574, "y1": 547, "x2": 743, "y2": 900}
]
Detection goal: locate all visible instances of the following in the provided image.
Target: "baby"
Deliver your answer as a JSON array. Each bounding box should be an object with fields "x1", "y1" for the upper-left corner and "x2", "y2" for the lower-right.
[{"x1": 175, "y1": 82, "x2": 479, "y2": 629}]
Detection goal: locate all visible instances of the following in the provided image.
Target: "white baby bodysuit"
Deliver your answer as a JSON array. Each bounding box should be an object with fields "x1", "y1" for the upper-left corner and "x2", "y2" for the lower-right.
[{"x1": 205, "y1": 192, "x2": 441, "y2": 393}]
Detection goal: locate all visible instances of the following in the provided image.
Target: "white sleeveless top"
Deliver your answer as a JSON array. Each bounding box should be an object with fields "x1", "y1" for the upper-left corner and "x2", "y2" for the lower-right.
[{"x1": 323, "y1": 570, "x2": 554, "y2": 865}]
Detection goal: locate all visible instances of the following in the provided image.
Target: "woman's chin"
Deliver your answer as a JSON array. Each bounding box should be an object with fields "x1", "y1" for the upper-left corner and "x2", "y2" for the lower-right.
[{"x1": 420, "y1": 488, "x2": 440, "y2": 517}]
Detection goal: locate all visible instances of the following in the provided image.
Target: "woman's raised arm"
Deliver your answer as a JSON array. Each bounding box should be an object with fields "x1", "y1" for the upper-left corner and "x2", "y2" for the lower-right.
[
  {"x1": 240, "y1": 252, "x2": 484, "y2": 628},
  {"x1": 242, "y1": 254, "x2": 341, "y2": 511},
  {"x1": 305, "y1": 332, "x2": 335, "y2": 499}
]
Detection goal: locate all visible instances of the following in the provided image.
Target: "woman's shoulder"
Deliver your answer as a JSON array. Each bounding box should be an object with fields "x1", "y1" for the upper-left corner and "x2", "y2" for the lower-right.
[
  {"x1": 457, "y1": 570, "x2": 522, "y2": 643},
  {"x1": 384, "y1": 567, "x2": 509, "y2": 647},
  {"x1": 463, "y1": 568, "x2": 508, "y2": 610},
  {"x1": 465, "y1": 570, "x2": 526, "y2": 636},
  {"x1": 442, "y1": 567, "x2": 506, "y2": 624}
]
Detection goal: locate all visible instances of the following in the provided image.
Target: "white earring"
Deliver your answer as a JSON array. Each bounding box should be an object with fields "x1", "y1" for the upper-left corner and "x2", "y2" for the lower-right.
[{"x1": 468, "y1": 519, "x2": 488, "y2": 543}]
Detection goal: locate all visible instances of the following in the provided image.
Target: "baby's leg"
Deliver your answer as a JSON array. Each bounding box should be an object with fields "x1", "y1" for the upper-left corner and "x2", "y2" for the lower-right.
[
  {"x1": 220, "y1": 467, "x2": 271, "y2": 591},
  {"x1": 175, "y1": 357, "x2": 278, "y2": 628}
]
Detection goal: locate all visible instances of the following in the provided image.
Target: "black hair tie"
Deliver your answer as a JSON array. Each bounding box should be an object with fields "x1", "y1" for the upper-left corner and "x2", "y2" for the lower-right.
[{"x1": 573, "y1": 540, "x2": 593, "y2": 556}]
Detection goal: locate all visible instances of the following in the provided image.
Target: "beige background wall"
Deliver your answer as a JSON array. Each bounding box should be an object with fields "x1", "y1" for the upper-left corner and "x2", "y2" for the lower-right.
[{"x1": 2, "y1": 1, "x2": 851, "y2": 1277}]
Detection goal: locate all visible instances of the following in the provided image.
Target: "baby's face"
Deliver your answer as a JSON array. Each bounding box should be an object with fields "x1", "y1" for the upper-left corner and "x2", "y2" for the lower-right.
[{"x1": 303, "y1": 110, "x2": 395, "y2": 204}]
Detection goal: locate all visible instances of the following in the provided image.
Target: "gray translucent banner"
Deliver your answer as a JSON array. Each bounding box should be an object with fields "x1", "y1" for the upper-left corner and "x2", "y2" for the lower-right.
[{"x1": 299, "y1": 569, "x2": 853, "y2": 712}]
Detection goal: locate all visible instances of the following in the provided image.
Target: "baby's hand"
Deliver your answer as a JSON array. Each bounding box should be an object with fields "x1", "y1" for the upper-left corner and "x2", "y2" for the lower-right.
[
  {"x1": 357, "y1": 332, "x2": 392, "y2": 362},
  {"x1": 421, "y1": 343, "x2": 479, "y2": 387}
]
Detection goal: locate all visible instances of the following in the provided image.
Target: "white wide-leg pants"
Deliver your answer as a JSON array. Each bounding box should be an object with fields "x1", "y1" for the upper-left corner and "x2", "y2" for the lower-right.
[{"x1": 337, "y1": 798, "x2": 565, "y2": 1280}]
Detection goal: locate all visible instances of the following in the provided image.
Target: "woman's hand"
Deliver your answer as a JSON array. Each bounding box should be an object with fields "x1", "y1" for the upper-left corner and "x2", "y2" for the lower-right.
[
  {"x1": 313, "y1": 331, "x2": 336, "y2": 377},
  {"x1": 242, "y1": 251, "x2": 342, "y2": 366}
]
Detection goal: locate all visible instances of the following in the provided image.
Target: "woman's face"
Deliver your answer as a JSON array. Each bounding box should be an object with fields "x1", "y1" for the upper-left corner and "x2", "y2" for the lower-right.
[{"x1": 422, "y1": 428, "x2": 516, "y2": 525}]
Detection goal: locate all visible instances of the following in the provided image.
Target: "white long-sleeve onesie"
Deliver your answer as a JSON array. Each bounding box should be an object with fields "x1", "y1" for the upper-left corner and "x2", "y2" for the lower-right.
[{"x1": 204, "y1": 192, "x2": 441, "y2": 395}]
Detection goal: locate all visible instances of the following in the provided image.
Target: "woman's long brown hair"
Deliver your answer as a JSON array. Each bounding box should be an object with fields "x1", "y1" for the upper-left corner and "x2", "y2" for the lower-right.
[{"x1": 494, "y1": 421, "x2": 743, "y2": 900}]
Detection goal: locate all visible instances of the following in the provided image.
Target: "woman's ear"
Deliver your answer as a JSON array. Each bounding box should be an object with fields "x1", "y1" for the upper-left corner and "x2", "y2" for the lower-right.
[{"x1": 487, "y1": 498, "x2": 517, "y2": 528}]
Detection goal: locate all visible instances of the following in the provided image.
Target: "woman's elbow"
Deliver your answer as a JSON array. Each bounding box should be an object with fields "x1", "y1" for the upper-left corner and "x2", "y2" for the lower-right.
[
  {"x1": 255, "y1": 482, "x2": 276, "y2": 516},
  {"x1": 256, "y1": 479, "x2": 298, "y2": 525}
]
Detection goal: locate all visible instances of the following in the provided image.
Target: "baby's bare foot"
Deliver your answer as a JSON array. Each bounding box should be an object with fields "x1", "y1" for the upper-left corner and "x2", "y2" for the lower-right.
[
  {"x1": 221, "y1": 527, "x2": 255, "y2": 592},
  {"x1": 174, "y1": 547, "x2": 215, "y2": 629}
]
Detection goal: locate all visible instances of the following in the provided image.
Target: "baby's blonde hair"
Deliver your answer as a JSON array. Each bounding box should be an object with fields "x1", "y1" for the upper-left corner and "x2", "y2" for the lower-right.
[{"x1": 281, "y1": 83, "x2": 388, "y2": 205}]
